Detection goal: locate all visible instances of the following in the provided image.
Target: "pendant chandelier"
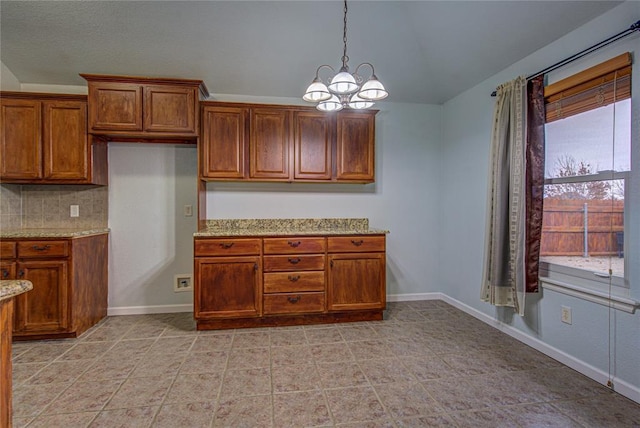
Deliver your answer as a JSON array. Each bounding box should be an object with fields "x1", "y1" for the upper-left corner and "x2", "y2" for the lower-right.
[{"x1": 303, "y1": 0, "x2": 388, "y2": 112}]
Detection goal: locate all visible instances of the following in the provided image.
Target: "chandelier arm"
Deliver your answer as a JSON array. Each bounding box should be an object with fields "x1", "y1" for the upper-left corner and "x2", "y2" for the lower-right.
[
  {"x1": 354, "y1": 62, "x2": 376, "y2": 81},
  {"x1": 315, "y1": 64, "x2": 336, "y2": 82}
]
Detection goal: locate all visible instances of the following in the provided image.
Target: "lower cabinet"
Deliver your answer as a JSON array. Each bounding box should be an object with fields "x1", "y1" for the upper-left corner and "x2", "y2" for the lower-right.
[
  {"x1": 0, "y1": 234, "x2": 109, "y2": 340},
  {"x1": 194, "y1": 234, "x2": 386, "y2": 330},
  {"x1": 194, "y1": 256, "x2": 261, "y2": 319}
]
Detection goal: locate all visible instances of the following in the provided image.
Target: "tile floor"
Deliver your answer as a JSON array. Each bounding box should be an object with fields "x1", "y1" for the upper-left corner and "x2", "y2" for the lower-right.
[{"x1": 11, "y1": 300, "x2": 640, "y2": 427}]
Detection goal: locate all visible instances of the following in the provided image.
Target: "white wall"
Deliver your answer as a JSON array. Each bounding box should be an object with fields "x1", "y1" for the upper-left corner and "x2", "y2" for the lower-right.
[
  {"x1": 108, "y1": 143, "x2": 198, "y2": 312},
  {"x1": 1, "y1": 61, "x2": 21, "y2": 90},
  {"x1": 206, "y1": 95, "x2": 443, "y2": 296},
  {"x1": 440, "y1": 1, "x2": 640, "y2": 401}
]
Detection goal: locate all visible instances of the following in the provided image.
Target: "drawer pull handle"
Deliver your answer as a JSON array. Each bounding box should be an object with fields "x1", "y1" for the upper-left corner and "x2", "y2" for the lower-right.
[
  {"x1": 351, "y1": 240, "x2": 364, "y2": 246},
  {"x1": 32, "y1": 245, "x2": 51, "y2": 251},
  {"x1": 288, "y1": 258, "x2": 301, "y2": 264},
  {"x1": 287, "y1": 296, "x2": 300, "y2": 304},
  {"x1": 220, "y1": 243, "x2": 235, "y2": 249},
  {"x1": 288, "y1": 275, "x2": 300, "y2": 282},
  {"x1": 288, "y1": 241, "x2": 301, "y2": 248},
  {"x1": 2, "y1": 270, "x2": 8, "y2": 279}
]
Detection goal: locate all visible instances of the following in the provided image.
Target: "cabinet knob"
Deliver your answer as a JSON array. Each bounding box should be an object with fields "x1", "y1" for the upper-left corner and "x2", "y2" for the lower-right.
[
  {"x1": 1, "y1": 270, "x2": 9, "y2": 279},
  {"x1": 220, "y1": 243, "x2": 235, "y2": 249},
  {"x1": 287, "y1": 296, "x2": 300, "y2": 304},
  {"x1": 18, "y1": 270, "x2": 25, "y2": 278},
  {"x1": 287, "y1": 275, "x2": 300, "y2": 282},
  {"x1": 287, "y1": 241, "x2": 301, "y2": 248},
  {"x1": 287, "y1": 257, "x2": 301, "y2": 264},
  {"x1": 351, "y1": 240, "x2": 364, "y2": 246},
  {"x1": 32, "y1": 245, "x2": 51, "y2": 251}
]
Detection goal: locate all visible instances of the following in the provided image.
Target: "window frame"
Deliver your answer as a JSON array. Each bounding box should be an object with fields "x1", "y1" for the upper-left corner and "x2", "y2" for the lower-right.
[{"x1": 539, "y1": 54, "x2": 632, "y2": 295}]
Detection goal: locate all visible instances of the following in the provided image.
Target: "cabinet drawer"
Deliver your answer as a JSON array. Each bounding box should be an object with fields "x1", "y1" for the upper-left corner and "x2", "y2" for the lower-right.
[
  {"x1": 17, "y1": 241, "x2": 69, "y2": 258},
  {"x1": 263, "y1": 237, "x2": 326, "y2": 255},
  {"x1": 0, "y1": 241, "x2": 16, "y2": 259},
  {"x1": 263, "y1": 292, "x2": 325, "y2": 315},
  {"x1": 264, "y1": 271, "x2": 325, "y2": 293},
  {"x1": 327, "y1": 236, "x2": 385, "y2": 253},
  {"x1": 263, "y1": 255, "x2": 325, "y2": 272},
  {"x1": 195, "y1": 238, "x2": 261, "y2": 256}
]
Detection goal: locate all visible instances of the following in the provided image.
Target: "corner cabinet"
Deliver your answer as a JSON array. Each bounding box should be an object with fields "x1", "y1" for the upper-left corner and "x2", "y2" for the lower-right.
[
  {"x1": 194, "y1": 234, "x2": 386, "y2": 330},
  {"x1": 81, "y1": 74, "x2": 208, "y2": 142},
  {"x1": 199, "y1": 102, "x2": 375, "y2": 183},
  {"x1": 0, "y1": 234, "x2": 109, "y2": 340},
  {"x1": 0, "y1": 92, "x2": 107, "y2": 184}
]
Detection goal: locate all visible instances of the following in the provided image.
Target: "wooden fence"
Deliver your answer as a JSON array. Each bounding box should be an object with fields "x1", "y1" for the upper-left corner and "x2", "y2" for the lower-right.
[{"x1": 541, "y1": 198, "x2": 624, "y2": 257}]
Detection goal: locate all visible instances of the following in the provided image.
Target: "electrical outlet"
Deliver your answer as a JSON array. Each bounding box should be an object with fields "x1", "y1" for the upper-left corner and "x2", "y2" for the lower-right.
[
  {"x1": 184, "y1": 205, "x2": 193, "y2": 217},
  {"x1": 174, "y1": 274, "x2": 193, "y2": 292},
  {"x1": 561, "y1": 306, "x2": 572, "y2": 324},
  {"x1": 70, "y1": 205, "x2": 79, "y2": 217}
]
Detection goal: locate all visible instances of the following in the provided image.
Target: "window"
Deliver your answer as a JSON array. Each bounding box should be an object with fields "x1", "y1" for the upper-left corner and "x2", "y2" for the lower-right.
[{"x1": 540, "y1": 53, "x2": 631, "y2": 290}]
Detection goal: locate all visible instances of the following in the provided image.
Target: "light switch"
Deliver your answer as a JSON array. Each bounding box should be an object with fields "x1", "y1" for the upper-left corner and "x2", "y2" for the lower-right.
[{"x1": 184, "y1": 205, "x2": 193, "y2": 217}]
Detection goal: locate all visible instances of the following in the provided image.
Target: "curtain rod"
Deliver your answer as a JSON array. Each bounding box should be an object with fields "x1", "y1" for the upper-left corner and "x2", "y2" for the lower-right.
[{"x1": 490, "y1": 19, "x2": 640, "y2": 97}]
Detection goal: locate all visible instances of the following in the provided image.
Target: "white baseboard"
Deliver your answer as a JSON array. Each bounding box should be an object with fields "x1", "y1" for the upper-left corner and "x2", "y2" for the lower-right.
[
  {"x1": 438, "y1": 294, "x2": 640, "y2": 404},
  {"x1": 387, "y1": 292, "x2": 444, "y2": 302},
  {"x1": 107, "y1": 304, "x2": 192, "y2": 316}
]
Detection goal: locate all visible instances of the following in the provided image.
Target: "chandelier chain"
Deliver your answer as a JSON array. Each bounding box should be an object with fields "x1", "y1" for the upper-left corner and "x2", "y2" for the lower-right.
[{"x1": 342, "y1": 0, "x2": 349, "y2": 67}]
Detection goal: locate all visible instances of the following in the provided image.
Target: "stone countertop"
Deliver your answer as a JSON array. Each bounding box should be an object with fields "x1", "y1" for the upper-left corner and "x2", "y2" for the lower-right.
[
  {"x1": 194, "y1": 218, "x2": 389, "y2": 237},
  {"x1": 0, "y1": 228, "x2": 110, "y2": 239},
  {"x1": 0, "y1": 280, "x2": 33, "y2": 302}
]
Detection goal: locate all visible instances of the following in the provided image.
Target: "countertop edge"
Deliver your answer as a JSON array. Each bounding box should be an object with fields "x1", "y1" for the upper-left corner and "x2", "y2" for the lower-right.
[
  {"x1": 0, "y1": 228, "x2": 111, "y2": 238},
  {"x1": 194, "y1": 229, "x2": 389, "y2": 237},
  {"x1": 0, "y1": 280, "x2": 33, "y2": 302}
]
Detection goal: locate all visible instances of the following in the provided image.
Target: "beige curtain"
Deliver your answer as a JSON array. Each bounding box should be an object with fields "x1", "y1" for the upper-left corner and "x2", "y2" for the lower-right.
[{"x1": 481, "y1": 76, "x2": 527, "y2": 315}]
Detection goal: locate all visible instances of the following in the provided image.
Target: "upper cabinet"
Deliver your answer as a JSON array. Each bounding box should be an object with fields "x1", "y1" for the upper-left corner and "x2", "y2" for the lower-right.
[
  {"x1": 250, "y1": 107, "x2": 291, "y2": 180},
  {"x1": 0, "y1": 92, "x2": 107, "y2": 185},
  {"x1": 200, "y1": 102, "x2": 375, "y2": 183},
  {"x1": 336, "y1": 112, "x2": 375, "y2": 181},
  {"x1": 81, "y1": 74, "x2": 208, "y2": 142}
]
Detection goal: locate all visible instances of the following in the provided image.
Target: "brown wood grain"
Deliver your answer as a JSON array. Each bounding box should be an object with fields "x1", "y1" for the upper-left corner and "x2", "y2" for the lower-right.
[
  {"x1": 201, "y1": 105, "x2": 247, "y2": 179},
  {"x1": 71, "y1": 234, "x2": 108, "y2": 335},
  {"x1": 327, "y1": 253, "x2": 386, "y2": 312},
  {"x1": 0, "y1": 97, "x2": 42, "y2": 180},
  {"x1": 263, "y1": 255, "x2": 325, "y2": 272},
  {"x1": 263, "y1": 237, "x2": 326, "y2": 255},
  {"x1": 17, "y1": 240, "x2": 69, "y2": 258},
  {"x1": 336, "y1": 112, "x2": 375, "y2": 182},
  {"x1": 42, "y1": 100, "x2": 89, "y2": 180},
  {"x1": 263, "y1": 271, "x2": 325, "y2": 293},
  {"x1": 0, "y1": 298, "x2": 14, "y2": 428},
  {"x1": 327, "y1": 236, "x2": 385, "y2": 253},
  {"x1": 249, "y1": 108, "x2": 291, "y2": 179},
  {"x1": 293, "y1": 111, "x2": 333, "y2": 180},
  {"x1": 195, "y1": 238, "x2": 261, "y2": 256},
  {"x1": 263, "y1": 292, "x2": 325, "y2": 315}
]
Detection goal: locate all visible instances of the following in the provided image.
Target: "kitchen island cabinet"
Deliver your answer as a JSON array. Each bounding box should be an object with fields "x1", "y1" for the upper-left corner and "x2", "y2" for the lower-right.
[{"x1": 0, "y1": 279, "x2": 32, "y2": 428}]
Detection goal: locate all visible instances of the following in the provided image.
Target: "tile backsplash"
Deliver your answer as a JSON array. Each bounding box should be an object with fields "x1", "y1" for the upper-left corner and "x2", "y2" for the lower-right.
[{"x1": 0, "y1": 184, "x2": 108, "y2": 230}]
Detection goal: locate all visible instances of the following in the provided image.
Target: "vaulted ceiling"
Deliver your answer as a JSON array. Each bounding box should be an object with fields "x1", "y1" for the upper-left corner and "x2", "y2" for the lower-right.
[{"x1": 0, "y1": 1, "x2": 622, "y2": 104}]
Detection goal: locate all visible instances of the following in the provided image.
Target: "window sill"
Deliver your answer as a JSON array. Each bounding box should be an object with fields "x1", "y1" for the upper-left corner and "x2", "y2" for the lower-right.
[{"x1": 540, "y1": 278, "x2": 639, "y2": 314}]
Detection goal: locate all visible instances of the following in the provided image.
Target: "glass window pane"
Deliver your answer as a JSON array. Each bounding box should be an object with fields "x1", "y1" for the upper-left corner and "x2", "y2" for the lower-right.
[
  {"x1": 544, "y1": 99, "x2": 631, "y2": 179},
  {"x1": 541, "y1": 179, "x2": 624, "y2": 277}
]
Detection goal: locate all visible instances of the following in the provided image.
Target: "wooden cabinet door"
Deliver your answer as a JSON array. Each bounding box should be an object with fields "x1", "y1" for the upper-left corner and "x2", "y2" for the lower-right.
[
  {"x1": 87, "y1": 82, "x2": 142, "y2": 132},
  {"x1": 293, "y1": 111, "x2": 332, "y2": 180},
  {"x1": 42, "y1": 100, "x2": 89, "y2": 180},
  {"x1": 327, "y1": 253, "x2": 385, "y2": 311},
  {"x1": 336, "y1": 112, "x2": 375, "y2": 182},
  {"x1": 143, "y1": 85, "x2": 197, "y2": 134},
  {"x1": 195, "y1": 256, "x2": 261, "y2": 319},
  {"x1": 0, "y1": 261, "x2": 15, "y2": 281},
  {"x1": 250, "y1": 108, "x2": 291, "y2": 179},
  {"x1": 201, "y1": 105, "x2": 246, "y2": 179},
  {"x1": 0, "y1": 98, "x2": 42, "y2": 179},
  {"x1": 14, "y1": 260, "x2": 68, "y2": 333}
]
